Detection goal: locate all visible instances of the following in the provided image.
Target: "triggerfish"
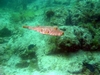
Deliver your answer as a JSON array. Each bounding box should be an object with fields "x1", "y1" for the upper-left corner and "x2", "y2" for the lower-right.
[{"x1": 23, "y1": 25, "x2": 64, "y2": 36}]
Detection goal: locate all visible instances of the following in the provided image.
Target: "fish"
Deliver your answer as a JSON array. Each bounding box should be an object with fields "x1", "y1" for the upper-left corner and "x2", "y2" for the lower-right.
[{"x1": 23, "y1": 25, "x2": 64, "y2": 36}]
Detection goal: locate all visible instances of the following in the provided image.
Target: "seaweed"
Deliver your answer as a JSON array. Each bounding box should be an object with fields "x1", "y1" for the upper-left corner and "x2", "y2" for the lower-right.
[
  {"x1": 0, "y1": 27, "x2": 12, "y2": 37},
  {"x1": 20, "y1": 51, "x2": 36, "y2": 60},
  {"x1": 15, "y1": 61, "x2": 29, "y2": 68},
  {"x1": 28, "y1": 44, "x2": 36, "y2": 50},
  {"x1": 46, "y1": 10, "x2": 55, "y2": 19},
  {"x1": 19, "y1": 44, "x2": 37, "y2": 60},
  {"x1": 83, "y1": 62, "x2": 95, "y2": 72},
  {"x1": 10, "y1": 9, "x2": 35, "y2": 23}
]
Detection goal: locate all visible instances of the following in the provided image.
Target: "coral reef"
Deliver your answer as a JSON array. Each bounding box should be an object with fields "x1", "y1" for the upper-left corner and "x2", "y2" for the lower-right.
[
  {"x1": 36, "y1": 26, "x2": 92, "y2": 55},
  {"x1": 44, "y1": 7, "x2": 68, "y2": 26},
  {"x1": 58, "y1": 26, "x2": 92, "y2": 53},
  {"x1": 43, "y1": 0, "x2": 100, "y2": 52}
]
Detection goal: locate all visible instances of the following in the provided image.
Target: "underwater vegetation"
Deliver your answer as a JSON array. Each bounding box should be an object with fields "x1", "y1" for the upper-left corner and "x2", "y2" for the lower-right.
[
  {"x1": 77, "y1": 24, "x2": 100, "y2": 51},
  {"x1": 44, "y1": 1, "x2": 100, "y2": 26},
  {"x1": 82, "y1": 62, "x2": 100, "y2": 75},
  {"x1": 0, "y1": 27, "x2": 12, "y2": 37},
  {"x1": 15, "y1": 44, "x2": 38, "y2": 69},
  {"x1": 0, "y1": 0, "x2": 100, "y2": 74},
  {"x1": 65, "y1": 10, "x2": 73, "y2": 25},
  {"x1": 45, "y1": 10, "x2": 55, "y2": 19},
  {"x1": 19, "y1": 44, "x2": 36, "y2": 60},
  {"x1": 43, "y1": 0, "x2": 100, "y2": 52},
  {"x1": 76, "y1": 1, "x2": 100, "y2": 24},
  {"x1": 0, "y1": 0, "x2": 34, "y2": 10},
  {"x1": 83, "y1": 62, "x2": 95, "y2": 73},
  {"x1": 10, "y1": 9, "x2": 35, "y2": 23},
  {"x1": 44, "y1": 7, "x2": 68, "y2": 26},
  {"x1": 0, "y1": 43, "x2": 15, "y2": 65},
  {"x1": 20, "y1": 49, "x2": 36, "y2": 60},
  {"x1": 28, "y1": 44, "x2": 36, "y2": 50},
  {"x1": 69, "y1": 62, "x2": 100, "y2": 75},
  {"x1": 0, "y1": 68, "x2": 5, "y2": 75},
  {"x1": 15, "y1": 61, "x2": 30, "y2": 68}
]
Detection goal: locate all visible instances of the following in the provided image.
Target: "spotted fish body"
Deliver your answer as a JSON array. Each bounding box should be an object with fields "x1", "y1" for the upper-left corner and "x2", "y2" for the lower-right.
[{"x1": 23, "y1": 26, "x2": 64, "y2": 36}]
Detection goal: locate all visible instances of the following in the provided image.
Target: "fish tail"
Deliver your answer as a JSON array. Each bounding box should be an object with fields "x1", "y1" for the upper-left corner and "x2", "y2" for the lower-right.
[{"x1": 23, "y1": 26, "x2": 29, "y2": 29}]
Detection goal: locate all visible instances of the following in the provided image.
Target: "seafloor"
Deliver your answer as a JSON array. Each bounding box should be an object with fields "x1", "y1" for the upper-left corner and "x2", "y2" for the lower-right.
[{"x1": 0, "y1": 0, "x2": 100, "y2": 75}]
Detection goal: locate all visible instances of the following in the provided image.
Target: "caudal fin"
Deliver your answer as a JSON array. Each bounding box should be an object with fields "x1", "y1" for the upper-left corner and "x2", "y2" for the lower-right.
[{"x1": 23, "y1": 26, "x2": 29, "y2": 28}]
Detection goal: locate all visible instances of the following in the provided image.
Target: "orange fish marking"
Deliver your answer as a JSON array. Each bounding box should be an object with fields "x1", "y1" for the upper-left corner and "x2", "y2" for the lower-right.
[{"x1": 23, "y1": 26, "x2": 64, "y2": 36}]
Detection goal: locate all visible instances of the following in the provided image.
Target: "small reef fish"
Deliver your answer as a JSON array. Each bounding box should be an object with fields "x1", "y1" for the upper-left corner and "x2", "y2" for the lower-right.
[{"x1": 23, "y1": 25, "x2": 64, "y2": 36}]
